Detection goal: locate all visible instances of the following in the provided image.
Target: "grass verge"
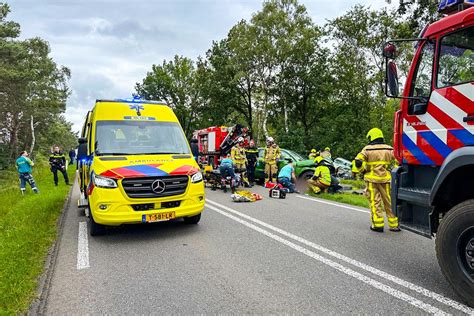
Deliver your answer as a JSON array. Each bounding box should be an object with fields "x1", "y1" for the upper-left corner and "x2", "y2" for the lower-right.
[
  {"x1": 311, "y1": 192, "x2": 369, "y2": 208},
  {"x1": 306, "y1": 179, "x2": 369, "y2": 208},
  {"x1": 0, "y1": 163, "x2": 74, "y2": 314}
]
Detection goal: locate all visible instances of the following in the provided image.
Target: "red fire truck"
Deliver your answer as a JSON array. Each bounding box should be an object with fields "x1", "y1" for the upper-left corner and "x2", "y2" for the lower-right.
[
  {"x1": 384, "y1": 0, "x2": 473, "y2": 305},
  {"x1": 193, "y1": 124, "x2": 249, "y2": 167}
]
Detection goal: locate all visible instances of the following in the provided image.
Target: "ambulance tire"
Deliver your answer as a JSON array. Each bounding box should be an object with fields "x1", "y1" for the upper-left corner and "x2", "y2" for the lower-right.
[
  {"x1": 90, "y1": 212, "x2": 106, "y2": 236},
  {"x1": 436, "y1": 200, "x2": 474, "y2": 307},
  {"x1": 184, "y1": 213, "x2": 201, "y2": 225}
]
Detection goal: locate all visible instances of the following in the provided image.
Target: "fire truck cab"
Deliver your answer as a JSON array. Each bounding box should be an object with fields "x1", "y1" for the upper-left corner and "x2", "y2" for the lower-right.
[{"x1": 384, "y1": 0, "x2": 474, "y2": 305}]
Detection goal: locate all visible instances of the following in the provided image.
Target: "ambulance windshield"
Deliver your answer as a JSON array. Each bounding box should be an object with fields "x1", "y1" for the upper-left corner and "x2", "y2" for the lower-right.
[{"x1": 95, "y1": 121, "x2": 191, "y2": 156}]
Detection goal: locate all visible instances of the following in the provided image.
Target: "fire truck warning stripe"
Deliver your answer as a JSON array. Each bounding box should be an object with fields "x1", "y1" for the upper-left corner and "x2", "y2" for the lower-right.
[
  {"x1": 417, "y1": 130, "x2": 452, "y2": 159},
  {"x1": 402, "y1": 133, "x2": 435, "y2": 165}
]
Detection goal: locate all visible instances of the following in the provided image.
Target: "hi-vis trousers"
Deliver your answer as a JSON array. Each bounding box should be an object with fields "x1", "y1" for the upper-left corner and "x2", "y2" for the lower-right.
[{"x1": 365, "y1": 182, "x2": 399, "y2": 229}]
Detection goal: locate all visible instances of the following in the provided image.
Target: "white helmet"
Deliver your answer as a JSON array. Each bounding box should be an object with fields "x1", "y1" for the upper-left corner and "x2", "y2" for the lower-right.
[
  {"x1": 266, "y1": 136, "x2": 274, "y2": 143},
  {"x1": 237, "y1": 137, "x2": 244, "y2": 143}
]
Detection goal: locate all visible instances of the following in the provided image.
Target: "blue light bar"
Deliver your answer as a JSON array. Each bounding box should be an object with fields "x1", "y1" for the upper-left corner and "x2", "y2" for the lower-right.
[
  {"x1": 439, "y1": 0, "x2": 474, "y2": 12},
  {"x1": 114, "y1": 96, "x2": 165, "y2": 104},
  {"x1": 96, "y1": 97, "x2": 166, "y2": 105}
]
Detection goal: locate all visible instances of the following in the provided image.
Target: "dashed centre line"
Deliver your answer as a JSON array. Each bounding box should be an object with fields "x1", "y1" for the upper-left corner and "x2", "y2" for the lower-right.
[{"x1": 77, "y1": 221, "x2": 90, "y2": 270}]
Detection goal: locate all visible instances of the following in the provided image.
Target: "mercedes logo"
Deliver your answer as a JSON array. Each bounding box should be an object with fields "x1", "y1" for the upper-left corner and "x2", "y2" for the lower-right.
[{"x1": 151, "y1": 179, "x2": 166, "y2": 194}]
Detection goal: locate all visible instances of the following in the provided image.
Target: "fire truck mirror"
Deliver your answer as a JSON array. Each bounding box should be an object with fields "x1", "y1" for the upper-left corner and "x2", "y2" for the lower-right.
[
  {"x1": 383, "y1": 43, "x2": 397, "y2": 59},
  {"x1": 387, "y1": 61, "x2": 399, "y2": 97},
  {"x1": 411, "y1": 101, "x2": 428, "y2": 116}
]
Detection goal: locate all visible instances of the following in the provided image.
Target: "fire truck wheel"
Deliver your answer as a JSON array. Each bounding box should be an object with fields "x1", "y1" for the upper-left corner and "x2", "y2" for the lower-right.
[{"x1": 436, "y1": 199, "x2": 474, "y2": 307}]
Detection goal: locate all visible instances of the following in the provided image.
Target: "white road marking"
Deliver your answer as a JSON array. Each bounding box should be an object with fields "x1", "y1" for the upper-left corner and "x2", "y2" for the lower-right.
[
  {"x1": 207, "y1": 199, "x2": 474, "y2": 315},
  {"x1": 77, "y1": 221, "x2": 90, "y2": 270},
  {"x1": 205, "y1": 203, "x2": 447, "y2": 315},
  {"x1": 296, "y1": 194, "x2": 370, "y2": 214}
]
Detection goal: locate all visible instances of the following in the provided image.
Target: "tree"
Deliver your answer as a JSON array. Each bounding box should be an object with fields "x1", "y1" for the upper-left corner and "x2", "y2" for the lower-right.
[
  {"x1": 135, "y1": 55, "x2": 201, "y2": 137},
  {"x1": 0, "y1": 3, "x2": 74, "y2": 166}
]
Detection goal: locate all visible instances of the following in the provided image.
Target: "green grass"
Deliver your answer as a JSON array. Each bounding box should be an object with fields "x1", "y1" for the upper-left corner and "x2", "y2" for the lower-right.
[
  {"x1": 306, "y1": 178, "x2": 369, "y2": 208},
  {"x1": 313, "y1": 192, "x2": 369, "y2": 208},
  {"x1": 0, "y1": 162, "x2": 74, "y2": 315}
]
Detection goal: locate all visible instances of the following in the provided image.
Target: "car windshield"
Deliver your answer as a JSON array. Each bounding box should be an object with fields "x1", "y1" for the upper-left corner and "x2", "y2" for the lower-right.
[
  {"x1": 95, "y1": 120, "x2": 190, "y2": 155},
  {"x1": 286, "y1": 150, "x2": 305, "y2": 161}
]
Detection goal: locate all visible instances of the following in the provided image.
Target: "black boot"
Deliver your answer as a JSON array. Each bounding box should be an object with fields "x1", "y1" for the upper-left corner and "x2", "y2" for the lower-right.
[{"x1": 370, "y1": 226, "x2": 384, "y2": 233}]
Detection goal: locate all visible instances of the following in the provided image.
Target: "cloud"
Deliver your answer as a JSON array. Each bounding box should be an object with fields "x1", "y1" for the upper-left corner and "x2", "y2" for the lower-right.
[{"x1": 8, "y1": 0, "x2": 393, "y2": 132}]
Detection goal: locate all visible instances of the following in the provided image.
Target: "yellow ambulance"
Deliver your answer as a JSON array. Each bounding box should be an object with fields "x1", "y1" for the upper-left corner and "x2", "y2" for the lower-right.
[{"x1": 77, "y1": 98, "x2": 205, "y2": 236}]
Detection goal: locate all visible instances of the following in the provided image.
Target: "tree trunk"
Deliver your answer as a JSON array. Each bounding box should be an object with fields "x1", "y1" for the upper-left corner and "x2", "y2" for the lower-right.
[
  {"x1": 284, "y1": 106, "x2": 289, "y2": 134},
  {"x1": 29, "y1": 115, "x2": 36, "y2": 154},
  {"x1": 246, "y1": 77, "x2": 253, "y2": 138}
]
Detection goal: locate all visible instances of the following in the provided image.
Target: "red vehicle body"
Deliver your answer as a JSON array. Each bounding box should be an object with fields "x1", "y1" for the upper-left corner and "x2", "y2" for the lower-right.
[
  {"x1": 193, "y1": 125, "x2": 249, "y2": 167},
  {"x1": 385, "y1": 1, "x2": 474, "y2": 305}
]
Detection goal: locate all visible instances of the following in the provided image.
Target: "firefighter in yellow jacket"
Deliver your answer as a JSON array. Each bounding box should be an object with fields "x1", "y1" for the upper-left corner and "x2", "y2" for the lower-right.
[
  {"x1": 264, "y1": 136, "x2": 281, "y2": 183},
  {"x1": 231, "y1": 137, "x2": 249, "y2": 186},
  {"x1": 308, "y1": 156, "x2": 332, "y2": 194},
  {"x1": 353, "y1": 128, "x2": 400, "y2": 232}
]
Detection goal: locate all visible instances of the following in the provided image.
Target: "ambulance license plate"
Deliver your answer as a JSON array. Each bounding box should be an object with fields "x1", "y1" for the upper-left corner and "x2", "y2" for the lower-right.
[{"x1": 142, "y1": 212, "x2": 175, "y2": 223}]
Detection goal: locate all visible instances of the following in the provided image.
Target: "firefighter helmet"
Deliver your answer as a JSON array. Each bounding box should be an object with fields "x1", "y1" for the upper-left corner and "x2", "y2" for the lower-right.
[
  {"x1": 237, "y1": 137, "x2": 244, "y2": 143},
  {"x1": 311, "y1": 149, "x2": 317, "y2": 153},
  {"x1": 366, "y1": 128, "x2": 384, "y2": 142}
]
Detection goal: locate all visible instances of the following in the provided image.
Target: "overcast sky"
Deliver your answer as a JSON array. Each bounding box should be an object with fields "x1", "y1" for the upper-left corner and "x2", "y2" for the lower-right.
[{"x1": 9, "y1": 0, "x2": 393, "y2": 132}]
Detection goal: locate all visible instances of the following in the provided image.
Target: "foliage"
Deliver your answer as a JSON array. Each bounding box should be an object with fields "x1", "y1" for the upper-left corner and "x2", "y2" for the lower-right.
[
  {"x1": 0, "y1": 165, "x2": 74, "y2": 314},
  {"x1": 135, "y1": 0, "x2": 444, "y2": 158},
  {"x1": 0, "y1": 3, "x2": 76, "y2": 168}
]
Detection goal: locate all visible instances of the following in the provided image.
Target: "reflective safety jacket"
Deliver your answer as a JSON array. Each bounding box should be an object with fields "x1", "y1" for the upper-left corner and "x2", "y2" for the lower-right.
[
  {"x1": 16, "y1": 156, "x2": 34, "y2": 174},
  {"x1": 245, "y1": 147, "x2": 258, "y2": 165},
  {"x1": 313, "y1": 165, "x2": 331, "y2": 186},
  {"x1": 231, "y1": 146, "x2": 247, "y2": 164},
  {"x1": 264, "y1": 145, "x2": 281, "y2": 164},
  {"x1": 49, "y1": 152, "x2": 67, "y2": 168},
  {"x1": 354, "y1": 143, "x2": 396, "y2": 183}
]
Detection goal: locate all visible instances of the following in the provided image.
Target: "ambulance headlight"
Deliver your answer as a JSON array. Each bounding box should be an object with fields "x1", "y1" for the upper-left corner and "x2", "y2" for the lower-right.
[
  {"x1": 92, "y1": 173, "x2": 117, "y2": 188},
  {"x1": 191, "y1": 171, "x2": 203, "y2": 183}
]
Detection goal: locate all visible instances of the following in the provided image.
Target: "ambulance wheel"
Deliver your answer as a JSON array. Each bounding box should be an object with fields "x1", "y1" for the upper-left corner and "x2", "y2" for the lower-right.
[
  {"x1": 90, "y1": 212, "x2": 106, "y2": 236},
  {"x1": 184, "y1": 213, "x2": 201, "y2": 225},
  {"x1": 436, "y1": 200, "x2": 474, "y2": 307}
]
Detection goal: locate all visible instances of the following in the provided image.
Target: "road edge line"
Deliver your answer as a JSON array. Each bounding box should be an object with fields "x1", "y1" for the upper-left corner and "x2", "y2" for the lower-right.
[
  {"x1": 205, "y1": 203, "x2": 447, "y2": 315},
  {"x1": 207, "y1": 199, "x2": 473, "y2": 314},
  {"x1": 28, "y1": 174, "x2": 76, "y2": 315},
  {"x1": 297, "y1": 194, "x2": 370, "y2": 213}
]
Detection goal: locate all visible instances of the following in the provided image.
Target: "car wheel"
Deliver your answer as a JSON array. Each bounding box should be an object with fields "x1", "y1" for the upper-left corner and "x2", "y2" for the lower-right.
[
  {"x1": 299, "y1": 171, "x2": 313, "y2": 181},
  {"x1": 184, "y1": 213, "x2": 201, "y2": 225}
]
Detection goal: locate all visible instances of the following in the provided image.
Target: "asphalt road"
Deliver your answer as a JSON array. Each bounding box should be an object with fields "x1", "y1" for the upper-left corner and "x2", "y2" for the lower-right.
[{"x1": 43, "y1": 180, "x2": 474, "y2": 315}]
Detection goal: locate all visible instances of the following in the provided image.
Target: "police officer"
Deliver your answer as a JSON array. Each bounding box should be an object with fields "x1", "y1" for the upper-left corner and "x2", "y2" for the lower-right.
[
  {"x1": 245, "y1": 139, "x2": 258, "y2": 186},
  {"x1": 49, "y1": 145, "x2": 70, "y2": 186},
  {"x1": 264, "y1": 136, "x2": 281, "y2": 184},
  {"x1": 353, "y1": 128, "x2": 400, "y2": 232},
  {"x1": 231, "y1": 137, "x2": 249, "y2": 187}
]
